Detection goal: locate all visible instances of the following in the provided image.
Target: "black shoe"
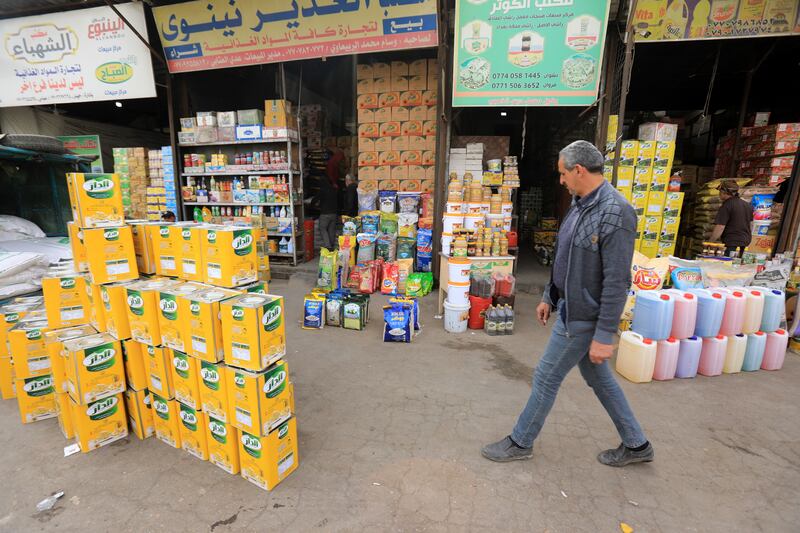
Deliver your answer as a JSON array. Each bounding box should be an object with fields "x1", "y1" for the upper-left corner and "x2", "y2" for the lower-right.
[
  {"x1": 597, "y1": 442, "x2": 654, "y2": 467},
  {"x1": 481, "y1": 436, "x2": 533, "y2": 462}
]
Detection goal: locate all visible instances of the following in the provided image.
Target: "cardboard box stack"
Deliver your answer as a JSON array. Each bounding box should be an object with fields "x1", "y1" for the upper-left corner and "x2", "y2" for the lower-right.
[
  {"x1": 713, "y1": 123, "x2": 799, "y2": 184},
  {"x1": 145, "y1": 147, "x2": 179, "y2": 221},
  {"x1": 178, "y1": 102, "x2": 299, "y2": 146},
  {"x1": 113, "y1": 148, "x2": 149, "y2": 219},
  {"x1": 448, "y1": 143, "x2": 483, "y2": 184},
  {"x1": 604, "y1": 122, "x2": 683, "y2": 258},
  {"x1": 299, "y1": 104, "x2": 325, "y2": 150},
  {"x1": 356, "y1": 58, "x2": 438, "y2": 193}
]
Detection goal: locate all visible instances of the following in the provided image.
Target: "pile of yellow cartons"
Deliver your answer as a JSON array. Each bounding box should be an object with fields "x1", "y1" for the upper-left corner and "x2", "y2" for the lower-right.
[
  {"x1": 605, "y1": 121, "x2": 685, "y2": 259},
  {"x1": 113, "y1": 148, "x2": 149, "y2": 219}
]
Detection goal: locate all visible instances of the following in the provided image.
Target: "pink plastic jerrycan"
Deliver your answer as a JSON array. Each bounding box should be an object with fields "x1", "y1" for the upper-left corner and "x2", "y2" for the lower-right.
[
  {"x1": 761, "y1": 329, "x2": 789, "y2": 371},
  {"x1": 653, "y1": 337, "x2": 680, "y2": 380},
  {"x1": 665, "y1": 289, "x2": 697, "y2": 340},
  {"x1": 722, "y1": 333, "x2": 747, "y2": 374},
  {"x1": 698, "y1": 335, "x2": 728, "y2": 377},
  {"x1": 718, "y1": 288, "x2": 746, "y2": 336}
]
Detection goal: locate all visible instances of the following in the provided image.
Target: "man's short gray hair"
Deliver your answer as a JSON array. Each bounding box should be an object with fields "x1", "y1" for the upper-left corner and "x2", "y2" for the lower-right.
[{"x1": 559, "y1": 140, "x2": 604, "y2": 173}]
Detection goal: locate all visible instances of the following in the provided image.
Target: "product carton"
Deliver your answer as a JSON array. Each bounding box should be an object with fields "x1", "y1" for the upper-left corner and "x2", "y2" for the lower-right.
[
  {"x1": 129, "y1": 221, "x2": 160, "y2": 274},
  {"x1": 64, "y1": 333, "x2": 126, "y2": 405},
  {"x1": 356, "y1": 63, "x2": 373, "y2": 79},
  {"x1": 171, "y1": 350, "x2": 201, "y2": 409},
  {"x1": 7, "y1": 319, "x2": 49, "y2": 380},
  {"x1": 199, "y1": 360, "x2": 234, "y2": 423},
  {"x1": 86, "y1": 282, "x2": 106, "y2": 333},
  {"x1": 357, "y1": 108, "x2": 374, "y2": 124},
  {"x1": 409, "y1": 58, "x2": 427, "y2": 77},
  {"x1": 663, "y1": 192, "x2": 684, "y2": 218},
  {"x1": 72, "y1": 393, "x2": 128, "y2": 452},
  {"x1": 378, "y1": 92, "x2": 400, "y2": 108},
  {"x1": 221, "y1": 294, "x2": 286, "y2": 372},
  {"x1": 151, "y1": 392, "x2": 182, "y2": 449},
  {"x1": 66, "y1": 173, "x2": 125, "y2": 228},
  {"x1": 654, "y1": 141, "x2": 675, "y2": 168},
  {"x1": 0, "y1": 356, "x2": 16, "y2": 399},
  {"x1": 646, "y1": 191, "x2": 666, "y2": 215},
  {"x1": 100, "y1": 282, "x2": 133, "y2": 340},
  {"x1": 124, "y1": 387, "x2": 154, "y2": 439},
  {"x1": 44, "y1": 324, "x2": 98, "y2": 393},
  {"x1": 182, "y1": 287, "x2": 240, "y2": 363},
  {"x1": 158, "y1": 282, "x2": 207, "y2": 351},
  {"x1": 228, "y1": 361, "x2": 293, "y2": 436},
  {"x1": 356, "y1": 78, "x2": 373, "y2": 94},
  {"x1": 146, "y1": 345, "x2": 175, "y2": 399},
  {"x1": 391, "y1": 107, "x2": 409, "y2": 122},
  {"x1": 0, "y1": 303, "x2": 38, "y2": 356},
  {"x1": 15, "y1": 374, "x2": 57, "y2": 423},
  {"x1": 55, "y1": 391, "x2": 75, "y2": 439},
  {"x1": 238, "y1": 417, "x2": 299, "y2": 491},
  {"x1": 201, "y1": 226, "x2": 258, "y2": 288},
  {"x1": 178, "y1": 403, "x2": 209, "y2": 460},
  {"x1": 636, "y1": 141, "x2": 656, "y2": 167},
  {"x1": 373, "y1": 77, "x2": 390, "y2": 92},
  {"x1": 641, "y1": 216, "x2": 663, "y2": 241},
  {"x1": 650, "y1": 166, "x2": 670, "y2": 192},
  {"x1": 42, "y1": 273, "x2": 90, "y2": 329},
  {"x1": 148, "y1": 224, "x2": 180, "y2": 277},
  {"x1": 82, "y1": 226, "x2": 139, "y2": 284},
  {"x1": 126, "y1": 279, "x2": 177, "y2": 346},
  {"x1": 660, "y1": 216, "x2": 680, "y2": 242},
  {"x1": 373, "y1": 62, "x2": 390, "y2": 78},
  {"x1": 657, "y1": 239, "x2": 677, "y2": 257},
  {"x1": 207, "y1": 413, "x2": 240, "y2": 474},
  {"x1": 390, "y1": 76, "x2": 408, "y2": 92},
  {"x1": 374, "y1": 107, "x2": 392, "y2": 123},
  {"x1": 67, "y1": 222, "x2": 89, "y2": 272},
  {"x1": 408, "y1": 75, "x2": 427, "y2": 91},
  {"x1": 633, "y1": 165, "x2": 653, "y2": 193},
  {"x1": 374, "y1": 137, "x2": 392, "y2": 153},
  {"x1": 638, "y1": 122, "x2": 678, "y2": 142},
  {"x1": 619, "y1": 140, "x2": 639, "y2": 166},
  {"x1": 638, "y1": 239, "x2": 659, "y2": 259},
  {"x1": 174, "y1": 223, "x2": 205, "y2": 282},
  {"x1": 356, "y1": 95, "x2": 378, "y2": 110},
  {"x1": 631, "y1": 191, "x2": 648, "y2": 217}
]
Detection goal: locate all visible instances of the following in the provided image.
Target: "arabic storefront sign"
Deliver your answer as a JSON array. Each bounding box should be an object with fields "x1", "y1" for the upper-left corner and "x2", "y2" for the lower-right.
[
  {"x1": 633, "y1": 0, "x2": 800, "y2": 42},
  {"x1": 0, "y1": 3, "x2": 156, "y2": 108},
  {"x1": 452, "y1": 0, "x2": 610, "y2": 107},
  {"x1": 58, "y1": 135, "x2": 103, "y2": 172},
  {"x1": 152, "y1": 0, "x2": 438, "y2": 73}
]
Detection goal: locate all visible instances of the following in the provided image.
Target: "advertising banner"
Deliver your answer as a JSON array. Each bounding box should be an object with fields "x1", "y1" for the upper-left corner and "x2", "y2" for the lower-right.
[
  {"x1": 452, "y1": 0, "x2": 610, "y2": 107},
  {"x1": 152, "y1": 0, "x2": 439, "y2": 73},
  {"x1": 58, "y1": 135, "x2": 103, "y2": 172},
  {"x1": 0, "y1": 3, "x2": 157, "y2": 107}
]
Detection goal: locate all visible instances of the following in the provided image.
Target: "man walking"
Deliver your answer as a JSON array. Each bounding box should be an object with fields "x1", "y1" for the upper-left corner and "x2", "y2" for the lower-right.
[
  {"x1": 709, "y1": 180, "x2": 753, "y2": 257},
  {"x1": 482, "y1": 140, "x2": 653, "y2": 467}
]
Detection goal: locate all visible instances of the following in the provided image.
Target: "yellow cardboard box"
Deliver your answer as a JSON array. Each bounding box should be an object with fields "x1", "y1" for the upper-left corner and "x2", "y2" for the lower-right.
[
  {"x1": 221, "y1": 294, "x2": 286, "y2": 372},
  {"x1": 646, "y1": 190, "x2": 666, "y2": 215},
  {"x1": 619, "y1": 140, "x2": 639, "y2": 166},
  {"x1": 0, "y1": 303, "x2": 39, "y2": 356},
  {"x1": 124, "y1": 387, "x2": 154, "y2": 439},
  {"x1": 148, "y1": 224, "x2": 180, "y2": 277},
  {"x1": 146, "y1": 345, "x2": 175, "y2": 399},
  {"x1": 8, "y1": 319, "x2": 50, "y2": 379},
  {"x1": 86, "y1": 283, "x2": 106, "y2": 333},
  {"x1": 658, "y1": 239, "x2": 677, "y2": 257},
  {"x1": 67, "y1": 222, "x2": 89, "y2": 272},
  {"x1": 151, "y1": 392, "x2": 182, "y2": 449},
  {"x1": 64, "y1": 333, "x2": 126, "y2": 405},
  {"x1": 641, "y1": 216, "x2": 663, "y2": 241},
  {"x1": 201, "y1": 226, "x2": 258, "y2": 288},
  {"x1": 663, "y1": 192, "x2": 684, "y2": 218},
  {"x1": 171, "y1": 350, "x2": 201, "y2": 409},
  {"x1": 182, "y1": 287, "x2": 241, "y2": 363},
  {"x1": 660, "y1": 216, "x2": 680, "y2": 242},
  {"x1": 650, "y1": 166, "x2": 670, "y2": 192},
  {"x1": 158, "y1": 282, "x2": 207, "y2": 352},
  {"x1": 0, "y1": 357, "x2": 15, "y2": 399},
  {"x1": 15, "y1": 374, "x2": 57, "y2": 423},
  {"x1": 199, "y1": 360, "x2": 234, "y2": 424},
  {"x1": 44, "y1": 324, "x2": 98, "y2": 394},
  {"x1": 638, "y1": 239, "x2": 659, "y2": 259},
  {"x1": 126, "y1": 279, "x2": 178, "y2": 346},
  {"x1": 100, "y1": 282, "x2": 133, "y2": 341},
  {"x1": 636, "y1": 141, "x2": 656, "y2": 167},
  {"x1": 178, "y1": 403, "x2": 209, "y2": 460},
  {"x1": 633, "y1": 165, "x2": 653, "y2": 193},
  {"x1": 66, "y1": 173, "x2": 125, "y2": 228},
  {"x1": 654, "y1": 141, "x2": 675, "y2": 168},
  {"x1": 175, "y1": 223, "x2": 205, "y2": 282},
  {"x1": 228, "y1": 361, "x2": 293, "y2": 436},
  {"x1": 42, "y1": 274, "x2": 90, "y2": 329},
  {"x1": 630, "y1": 191, "x2": 648, "y2": 217},
  {"x1": 72, "y1": 393, "x2": 128, "y2": 452},
  {"x1": 55, "y1": 391, "x2": 75, "y2": 439},
  {"x1": 82, "y1": 226, "x2": 139, "y2": 284},
  {"x1": 615, "y1": 165, "x2": 635, "y2": 189},
  {"x1": 122, "y1": 339, "x2": 149, "y2": 391},
  {"x1": 239, "y1": 417, "x2": 299, "y2": 491},
  {"x1": 207, "y1": 413, "x2": 240, "y2": 474},
  {"x1": 129, "y1": 220, "x2": 160, "y2": 274}
]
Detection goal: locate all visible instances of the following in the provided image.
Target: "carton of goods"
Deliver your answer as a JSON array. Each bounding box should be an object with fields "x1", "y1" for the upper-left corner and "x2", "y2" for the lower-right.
[
  {"x1": 659, "y1": 216, "x2": 680, "y2": 242},
  {"x1": 0, "y1": 303, "x2": 39, "y2": 355},
  {"x1": 66, "y1": 173, "x2": 125, "y2": 228},
  {"x1": 199, "y1": 360, "x2": 234, "y2": 423},
  {"x1": 631, "y1": 191, "x2": 648, "y2": 216},
  {"x1": 618, "y1": 140, "x2": 639, "y2": 166},
  {"x1": 638, "y1": 239, "x2": 659, "y2": 258},
  {"x1": 658, "y1": 240, "x2": 676, "y2": 257},
  {"x1": 71, "y1": 393, "x2": 128, "y2": 452},
  {"x1": 126, "y1": 279, "x2": 178, "y2": 346},
  {"x1": 636, "y1": 141, "x2": 656, "y2": 167},
  {"x1": 663, "y1": 191, "x2": 684, "y2": 218},
  {"x1": 44, "y1": 324, "x2": 98, "y2": 393},
  {"x1": 129, "y1": 221, "x2": 160, "y2": 274},
  {"x1": 633, "y1": 165, "x2": 653, "y2": 193},
  {"x1": 171, "y1": 350, "x2": 201, "y2": 409},
  {"x1": 207, "y1": 413, "x2": 240, "y2": 474},
  {"x1": 646, "y1": 191, "x2": 666, "y2": 215},
  {"x1": 201, "y1": 226, "x2": 258, "y2": 288},
  {"x1": 641, "y1": 216, "x2": 663, "y2": 241},
  {"x1": 158, "y1": 282, "x2": 207, "y2": 351},
  {"x1": 42, "y1": 274, "x2": 90, "y2": 329},
  {"x1": 82, "y1": 226, "x2": 139, "y2": 284},
  {"x1": 638, "y1": 122, "x2": 678, "y2": 142},
  {"x1": 175, "y1": 224, "x2": 205, "y2": 281},
  {"x1": 8, "y1": 319, "x2": 50, "y2": 379},
  {"x1": 150, "y1": 392, "x2": 182, "y2": 449},
  {"x1": 15, "y1": 374, "x2": 57, "y2": 423},
  {"x1": 64, "y1": 333, "x2": 126, "y2": 405},
  {"x1": 221, "y1": 294, "x2": 286, "y2": 372},
  {"x1": 124, "y1": 387, "x2": 154, "y2": 439},
  {"x1": 613, "y1": 165, "x2": 635, "y2": 189},
  {"x1": 100, "y1": 282, "x2": 133, "y2": 340},
  {"x1": 146, "y1": 345, "x2": 175, "y2": 399},
  {"x1": 650, "y1": 166, "x2": 670, "y2": 192},
  {"x1": 86, "y1": 283, "x2": 106, "y2": 333},
  {"x1": 122, "y1": 340, "x2": 148, "y2": 391},
  {"x1": 182, "y1": 287, "x2": 241, "y2": 363},
  {"x1": 67, "y1": 222, "x2": 89, "y2": 272},
  {"x1": 654, "y1": 141, "x2": 675, "y2": 167},
  {"x1": 178, "y1": 403, "x2": 209, "y2": 460},
  {"x1": 55, "y1": 391, "x2": 75, "y2": 439},
  {"x1": 0, "y1": 356, "x2": 15, "y2": 399},
  {"x1": 238, "y1": 417, "x2": 299, "y2": 491},
  {"x1": 148, "y1": 224, "x2": 180, "y2": 277},
  {"x1": 228, "y1": 361, "x2": 293, "y2": 436},
  {"x1": 617, "y1": 187, "x2": 632, "y2": 203}
]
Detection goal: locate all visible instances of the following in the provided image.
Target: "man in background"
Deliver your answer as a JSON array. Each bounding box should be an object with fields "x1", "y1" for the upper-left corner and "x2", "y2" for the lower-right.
[
  {"x1": 343, "y1": 174, "x2": 358, "y2": 218},
  {"x1": 709, "y1": 180, "x2": 753, "y2": 256},
  {"x1": 161, "y1": 211, "x2": 176, "y2": 223}
]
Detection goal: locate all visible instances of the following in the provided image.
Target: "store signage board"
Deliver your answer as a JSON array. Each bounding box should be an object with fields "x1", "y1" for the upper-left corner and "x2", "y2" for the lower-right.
[
  {"x1": 58, "y1": 135, "x2": 103, "y2": 172},
  {"x1": 452, "y1": 0, "x2": 610, "y2": 107},
  {"x1": 0, "y1": 3, "x2": 157, "y2": 108},
  {"x1": 633, "y1": 0, "x2": 800, "y2": 42},
  {"x1": 152, "y1": 0, "x2": 439, "y2": 73}
]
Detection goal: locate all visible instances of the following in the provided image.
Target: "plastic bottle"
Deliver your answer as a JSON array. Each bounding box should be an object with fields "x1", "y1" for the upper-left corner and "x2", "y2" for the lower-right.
[
  {"x1": 722, "y1": 333, "x2": 747, "y2": 374},
  {"x1": 631, "y1": 291, "x2": 674, "y2": 341},
  {"x1": 758, "y1": 288, "x2": 785, "y2": 333},
  {"x1": 496, "y1": 306, "x2": 507, "y2": 335},
  {"x1": 653, "y1": 337, "x2": 680, "y2": 380},
  {"x1": 742, "y1": 288, "x2": 765, "y2": 334},
  {"x1": 698, "y1": 335, "x2": 728, "y2": 377},
  {"x1": 485, "y1": 306, "x2": 497, "y2": 336},
  {"x1": 193, "y1": 206, "x2": 202, "y2": 222},
  {"x1": 615, "y1": 331, "x2": 657, "y2": 383},
  {"x1": 675, "y1": 336, "x2": 703, "y2": 378},
  {"x1": 665, "y1": 289, "x2": 698, "y2": 339},
  {"x1": 278, "y1": 237, "x2": 288, "y2": 253},
  {"x1": 689, "y1": 288, "x2": 725, "y2": 337},
  {"x1": 286, "y1": 237, "x2": 294, "y2": 254},
  {"x1": 742, "y1": 331, "x2": 767, "y2": 371},
  {"x1": 504, "y1": 305, "x2": 514, "y2": 335},
  {"x1": 718, "y1": 288, "x2": 746, "y2": 336},
  {"x1": 761, "y1": 329, "x2": 789, "y2": 370}
]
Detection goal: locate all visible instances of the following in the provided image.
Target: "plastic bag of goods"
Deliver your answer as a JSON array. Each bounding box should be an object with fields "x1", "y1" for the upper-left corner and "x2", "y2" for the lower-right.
[
  {"x1": 369, "y1": 258, "x2": 384, "y2": 293},
  {"x1": 493, "y1": 273, "x2": 515, "y2": 297},
  {"x1": 397, "y1": 192, "x2": 420, "y2": 214},
  {"x1": 343, "y1": 295, "x2": 368, "y2": 330},
  {"x1": 751, "y1": 194, "x2": 774, "y2": 221},
  {"x1": 398, "y1": 213, "x2": 418, "y2": 238},
  {"x1": 381, "y1": 262, "x2": 399, "y2": 295},
  {"x1": 378, "y1": 190, "x2": 397, "y2": 213},
  {"x1": 358, "y1": 190, "x2": 378, "y2": 214},
  {"x1": 383, "y1": 303, "x2": 413, "y2": 342},
  {"x1": 342, "y1": 216, "x2": 360, "y2": 235},
  {"x1": 302, "y1": 294, "x2": 325, "y2": 329},
  {"x1": 376, "y1": 233, "x2": 396, "y2": 262},
  {"x1": 668, "y1": 257, "x2": 704, "y2": 290},
  {"x1": 317, "y1": 248, "x2": 337, "y2": 291},
  {"x1": 361, "y1": 212, "x2": 380, "y2": 234},
  {"x1": 397, "y1": 237, "x2": 416, "y2": 261},
  {"x1": 416, "y1": 228, "x2": 433, "y2": 273},
  {"x1": 752, "y1": 257, "x2": 792, "y2": 290},
  {"x1": 420, "y1": 192, "x2": 434, "y2": 218},
  {"x1": 470, "y1": 271, "x2": 494, "y2": 298},
  {"x1": 356, "y1": 233, "x2": 377, "y2": 264},
  {"x1": 406, "y1": 273, "x2": 425, "y2": 297},
  {"x1": 347, "y1": 266, "x2": 362, "y2": 290},
  {"x1": 325, "y1": 293, "x2": 344, "y2": 327},
  {"x1": 390, "y1": 296, "x2": 420, "y2": 331},
  {"x1": 358, "y1": 264, "x2": 374, "y2": 294},
  {"x1": 379, "y1": 212, "x2": 398, "y2": 234},
  {"x1": 420, "y1": 272, "x2": 434, "y2": 296},
  {"x1": 700, "y1": 261, "x2": 758, "y2": 288},
  {"x1": 397, "y1": 258, "x2": 414, "y2": 293}
]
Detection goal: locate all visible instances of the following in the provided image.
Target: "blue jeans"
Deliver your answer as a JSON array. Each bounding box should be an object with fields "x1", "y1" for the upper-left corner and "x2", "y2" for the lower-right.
[{"x1": 511, "y1": 304, "x2": 647, "y2": 449}]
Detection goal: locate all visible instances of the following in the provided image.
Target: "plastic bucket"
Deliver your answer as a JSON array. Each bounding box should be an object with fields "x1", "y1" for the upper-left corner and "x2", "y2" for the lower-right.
[
  {"x1": 501, "y1": 202, "x2": 514, "y2": 216},
  {"x1": 465, "y1": 203, "x2": 483, "y2": 215},
  {"x1": 443, "y1": 300, "x2": 470, "y2": 333},
  {"x1": 441, "y1": 233, "x2": 454, "y2": 256},
  {"x1": 447, "y1": 257, "x2": 470, "y2": 284},
  {"x1": 445, "y1": 201, "x2": 464, "y2": 214},
  {"x1": 468, "y1": 295, "x2": 492, "y2": 329},
  {"x1": 485, "y1": 213, "x2": 505, "y2": 231},
  {"x1": 463, "y1": 213, "x2": 484, "y2": 231},
  {"x1": 443, "y1": 213, "x2": 464, "y2": 234},
  {"x1": 447, "y1": 281, "x2": 470, "y2": 306}
]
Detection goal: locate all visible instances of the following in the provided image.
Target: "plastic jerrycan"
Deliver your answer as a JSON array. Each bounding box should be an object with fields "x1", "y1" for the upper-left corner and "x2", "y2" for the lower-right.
[
  {"x1": 761, "y1": 329, "x2": 789, "y2": 371},
  {"x1": 717, "y1": 288, "x2": 746, "y2": 336},
  {"x1": 742, "y1": 331, "x2": 767, "y2": 372},
  {"x1": 698, "y1": 335, "x2": 728, "y2": 377},
  {"x1": 675, "y1": 336, "x2": 702, "y2": 378},
  {"x1": 653, "y1": 337, "x2": 680, "y2": 380},
  {"x1": 758, "y1": 288, "x2": 785, "y2": 333},
  {"x1": 615, "y1": 331, "x2": 657, "y2": 383},
  {"x1": 665, "y1": 289, "x2": 697, "y2": 340},
  {"x1": 689, "y1": 288, "x2": 725, "y2": 337},
  {"x1": 631, "y1": 291, "x2": 674, "y2": 341},
  {"x1": 742, "y1": 288, "x2": 765, "y2": 334},
  {"x1": 722, "y1": 333, "x2": 747, "y2": 374}
]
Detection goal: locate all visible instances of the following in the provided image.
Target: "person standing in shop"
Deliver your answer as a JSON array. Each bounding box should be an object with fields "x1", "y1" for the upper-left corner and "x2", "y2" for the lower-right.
[
  {"x1": 343, "y1": 174, "x2": 359, "y2": 218},
  {"x1": 317, "y1": 172, "x2": 338, "y2": 250},
  {"x1": 709, "y1": 180, "x2": 753, "y2": 256},
  {"x1": 482, "y1": 140, "x2": 653, "y2": 467}
]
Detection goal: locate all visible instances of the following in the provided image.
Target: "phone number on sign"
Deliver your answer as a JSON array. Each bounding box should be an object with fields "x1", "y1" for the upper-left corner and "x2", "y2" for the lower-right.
[
  {"x1": 491, "y1": 82, "x2": 542, "y2": 89},
  {"x1": 492, "y1": 72, "x2": 542, "y2": 79}
]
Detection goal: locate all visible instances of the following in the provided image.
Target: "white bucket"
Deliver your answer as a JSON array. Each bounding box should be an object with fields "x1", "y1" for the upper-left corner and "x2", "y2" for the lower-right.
[
  {"x1": 503, "y1": 216, "x2": 512, "y2": 231},
  {"x1": 447, "y1": 281, "x2": 470, "y2": 306},
  {"x1": 442, "y1": 213, "x2": 464, "y2": 233},
  {"x1": 443, "y1": 300, "x2": 470, "y2": 333},
  {"x1": 465, "y1": 203, "x2": 483, "y2": 215},
  {"x1": 463, "y1": 213, "x2": 484, "y2": 231},
  {"x1": 486, "y1": 213, "x2": 505, "y2": 231},
  {"x1": 445, "y1": 201, "x2": 464, "y2": 214},
  {"x1": 501, "y1": 202, "x2": 514, "y2": 216},
  {"x1": 441, "y1": 233, "x2": 454, "y2": 256},
  {"x1": 480, "y1": 202, "x2": 490, "y2": 216},
  {"x1": 448, "y1": 257, "x2": 471, "y2": 284}
]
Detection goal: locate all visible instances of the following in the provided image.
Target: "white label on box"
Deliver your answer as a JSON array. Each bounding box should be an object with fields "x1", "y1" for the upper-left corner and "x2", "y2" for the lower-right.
[
  {"x1": 160, "y1": 257, "x2": 176, "y2": 271},
  {"x1": 648, "y1": 205, "x2": 662, "y2": 214},
  {"x1": 207, "y1": 264, "x2": 221, "y2": 279},
  {"x1": 232, "y1": 343, "x2": 251, "y2": 361},
  {"x1": 235, "y1": 407, "x2": 252, "y2": 428},
  {"x1": 106, "y1": 260, "x2": 130, "y2": 275},
  {"x1": 61, "y1": 306, "x2": 85, "y2": 322},
  {"x1": 182, "y1": 260, "x2": 197, "y2": 275},
  {"x1": 278, "y1": 452, "x2": 295, "y2": 476},
  {"x1": 191, "y1": 336, "x2": 207, "y2": 354},
  {"x1": 150, "y1": 375, "x2": 163, "y2": 393},
  {"x1": 28, "y1": 356, "x2": 51, "y2": 373}
]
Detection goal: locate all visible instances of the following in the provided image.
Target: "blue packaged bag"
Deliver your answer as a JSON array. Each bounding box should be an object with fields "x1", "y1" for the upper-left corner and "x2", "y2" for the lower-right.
[
  {"x1": 302, "y1": 294, "x2": 325, "y2": 329},
  {"x1": 383, "y1": 303, "x2": 412, "y2": 342}
]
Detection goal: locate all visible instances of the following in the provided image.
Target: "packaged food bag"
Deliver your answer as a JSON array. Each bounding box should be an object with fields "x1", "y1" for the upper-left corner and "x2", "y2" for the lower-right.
[
  {"x1": 398, "y1": 213, "x2": 418, "y2": 238},
  {"x1": 356, "y1": 233, "x2": 377, "y2": 264},
  {"x1": 390, "y1": 296, "x2": 420, "y2": 331},
  {"x1": 397, "y1": 237, "x2": 416, "y2": 260},
  {"x1": 381, "y1": 262, "x2": 399, "y2": 295},
  {"x1": 405, "y1": 273, "x2": 424, "y2": 297},
  {"x1": 380, "y1": 212, "x2": 398, "y2": 235},
  {"x1": 378, "y1": 190, "x2": 397, "y2": 213},
  {"x1": 376, "y1": 233, "x2": 396, "y2": 262},
  {"x1": 325, "y1": 293, "x2": 344, "y2": 327},
  {"x1": 342, "y1": 216, "x2": 359, "y2": 235},
  {"x1": 668, "y1": 256, "x2": 704, "y2": 290},
  {"x1": 397, "y1": 192, "x2": 420, "y2": 214},
  {"x1": 302, "y1": 294, "x2": 325, "y2": 329},
  {"x1": 361, "y1": 212, "x2": 380, "y2": 234},
  {"x1": 397, "y1": 258, "x2": 413, "y2": 293},
  {"x1": 317, "y1": 248, "x2": 337, "y2": 291},
  {"x1": 358, "y1": 190, "x2": 378, "y2": 214},
  {"x1": 383, "y1": 303, "x2": 412, "y2": 343}
]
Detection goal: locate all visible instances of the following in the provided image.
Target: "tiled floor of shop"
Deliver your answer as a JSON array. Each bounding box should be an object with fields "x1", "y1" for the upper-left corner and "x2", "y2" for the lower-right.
[{"x1": 1, "y1": 271, "x2": 798, "y2": 532}]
